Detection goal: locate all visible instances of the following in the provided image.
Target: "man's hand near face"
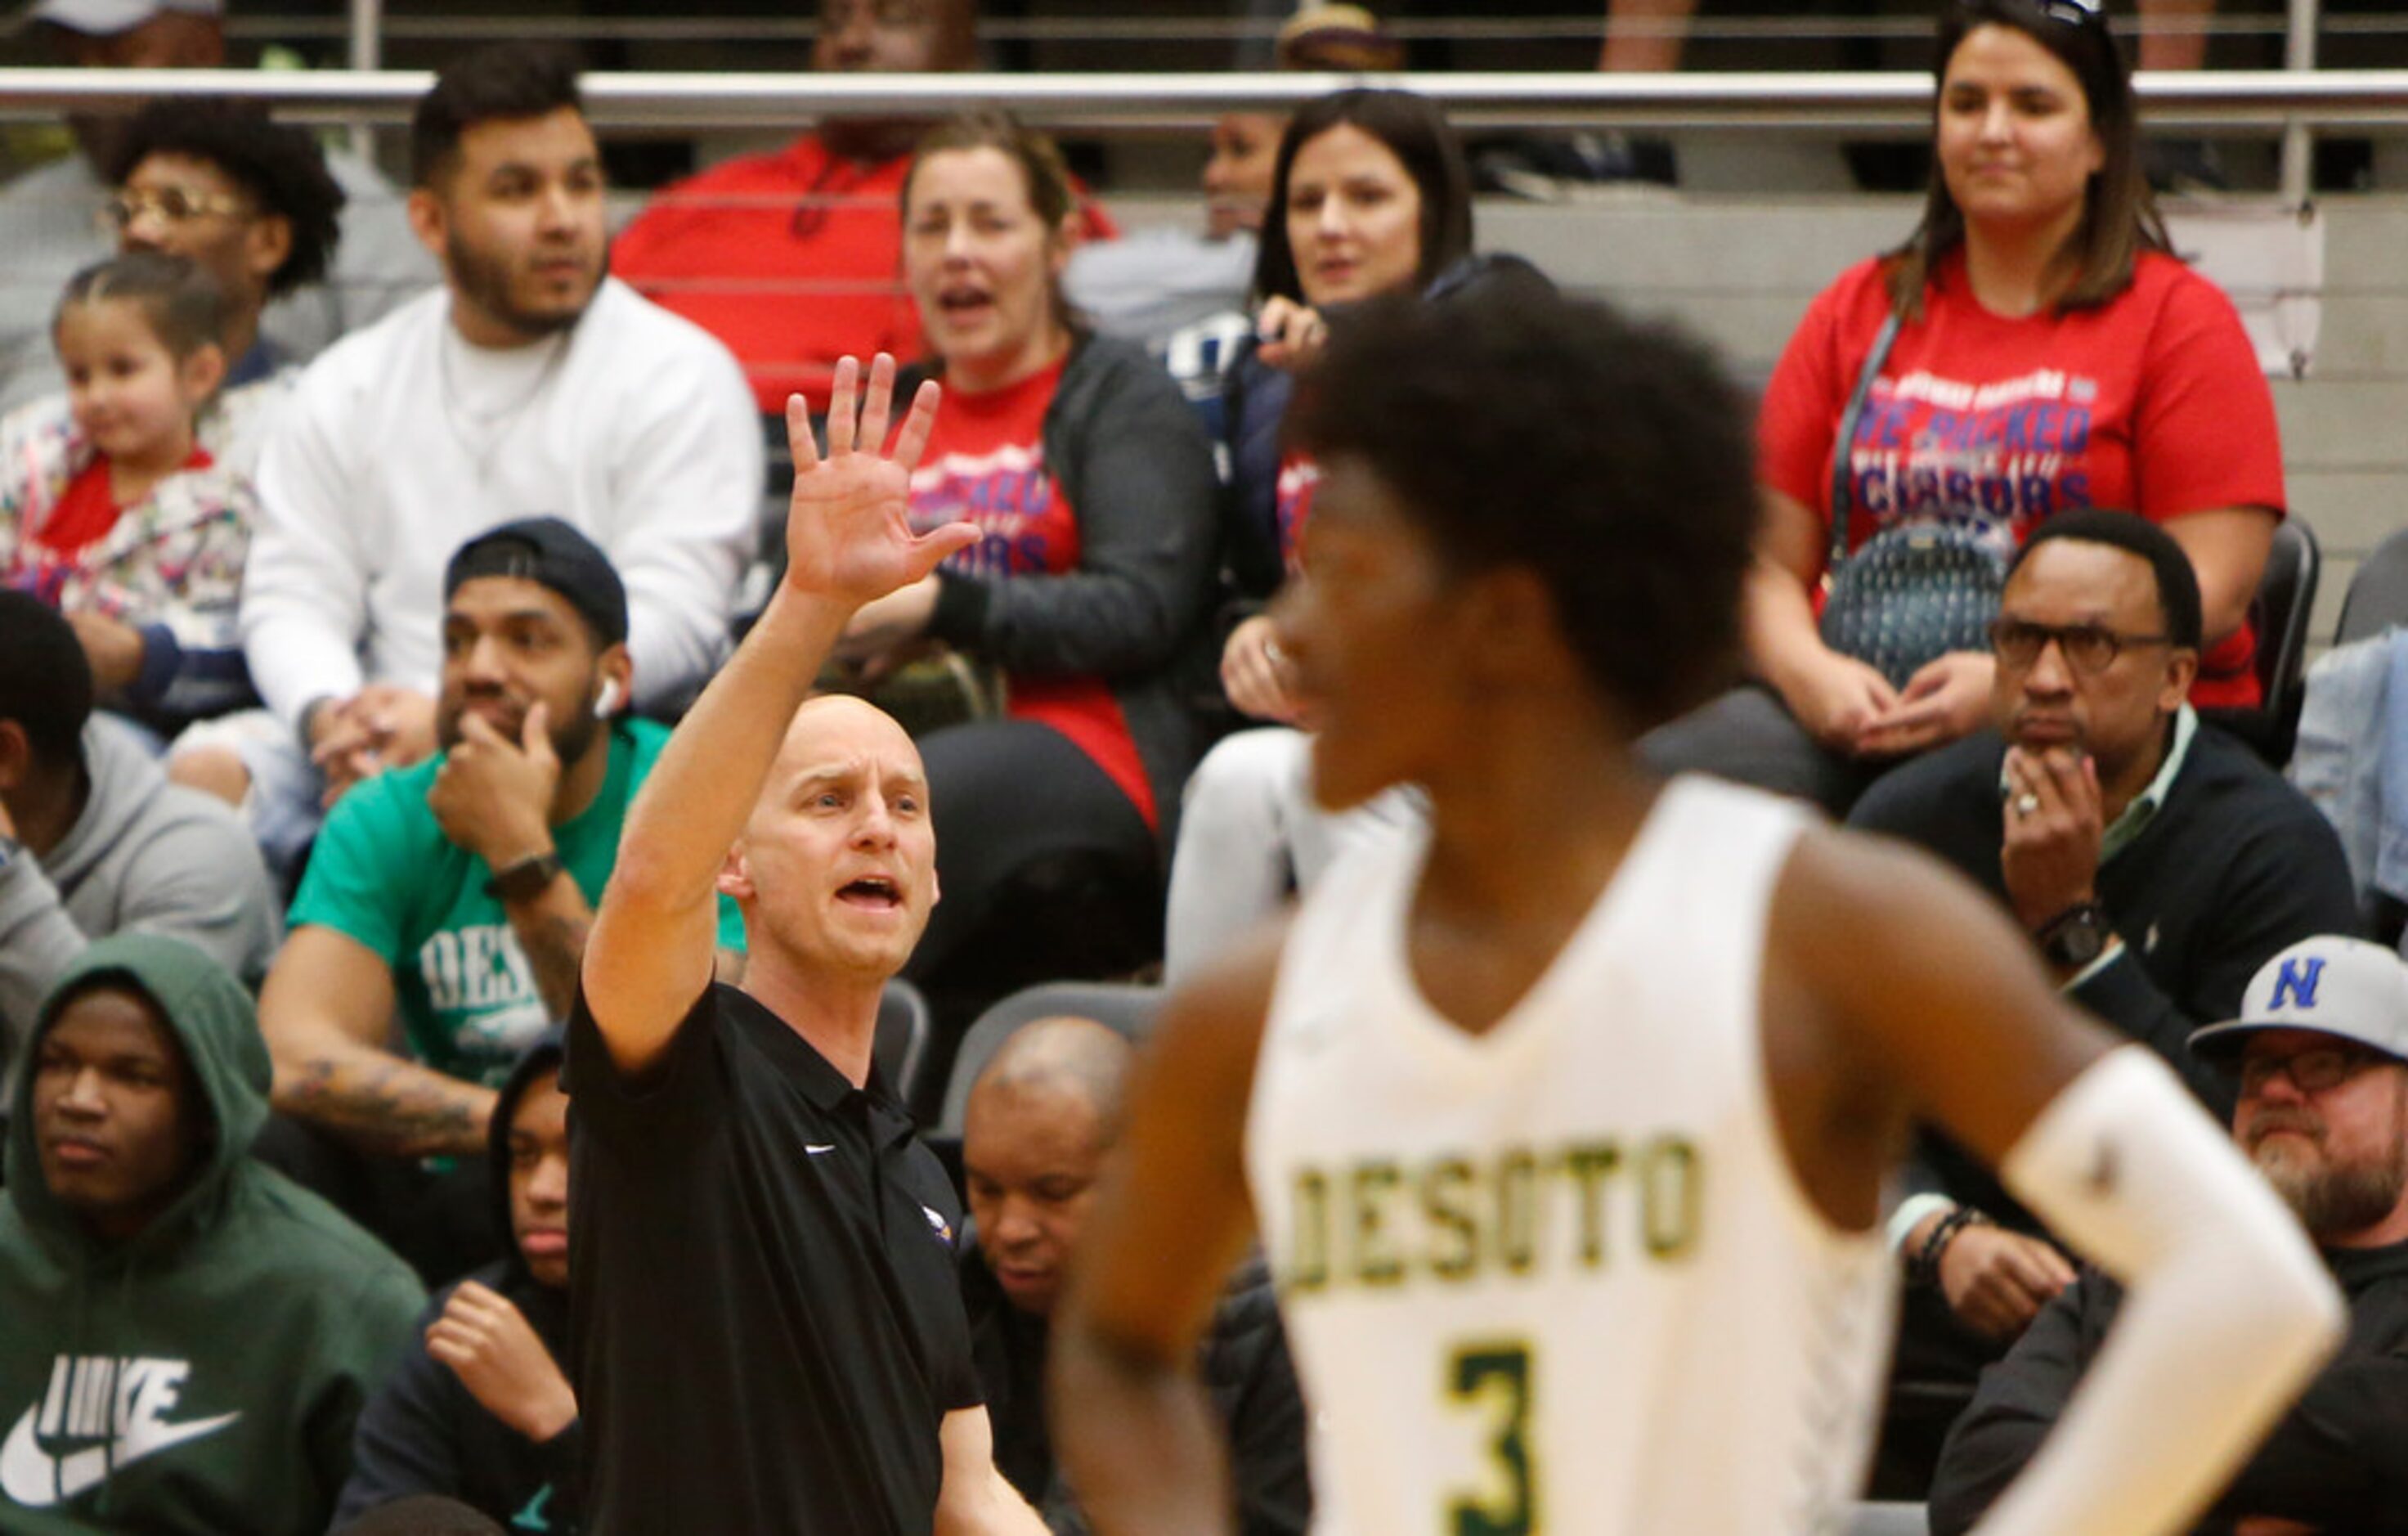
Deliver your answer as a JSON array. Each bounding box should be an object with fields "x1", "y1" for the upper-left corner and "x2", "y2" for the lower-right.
[
  {"x1": 2000, "y1": 745, "x2": 2106, "y2": 934},
  {"x1": 428, "y1": 703, "x2": 560, "y2": 867}
]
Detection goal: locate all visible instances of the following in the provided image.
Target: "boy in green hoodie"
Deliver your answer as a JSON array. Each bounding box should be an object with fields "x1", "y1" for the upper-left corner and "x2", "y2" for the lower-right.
[{"x1": 0, "y1": 931, "x2": 425, "y2": 1534}]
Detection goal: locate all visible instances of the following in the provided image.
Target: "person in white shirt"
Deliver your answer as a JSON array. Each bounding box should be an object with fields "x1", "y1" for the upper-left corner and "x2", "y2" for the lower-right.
[
  {"x1": 168, "y1": 44, "x2": 761, "y2": 870},
  {"x1": 0, "y1": 0, "x2": 434, "y2": 419}
]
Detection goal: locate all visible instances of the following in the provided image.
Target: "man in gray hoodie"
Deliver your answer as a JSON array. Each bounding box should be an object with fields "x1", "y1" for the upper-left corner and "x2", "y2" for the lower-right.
[{"x1": 0, "y1": 593, "x2": 278, "y2": 1069}]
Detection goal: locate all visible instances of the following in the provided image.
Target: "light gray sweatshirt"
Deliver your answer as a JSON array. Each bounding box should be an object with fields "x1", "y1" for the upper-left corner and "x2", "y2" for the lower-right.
[{"x1": 0, "y1": 719, "x2": 278, "y2": 1067}]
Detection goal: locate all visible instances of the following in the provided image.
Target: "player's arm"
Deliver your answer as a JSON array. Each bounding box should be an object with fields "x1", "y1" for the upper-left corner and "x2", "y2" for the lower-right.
[
  {"x1": 932, "y1": 1407, "x2": 1047, "y2": 1536},
  {"x1": 582, "y1": 357, "x2": 974, "y2": 1076},
  {"x1": 1053, "y1": 927, "x2": 1282, "y2": 1536},
  {"x1": 1777, "y1": 830, "x2": 2343, "y2": 1536},
  {"x1": 258, "y1": 926, "x2": 496, "y2": 1157}
]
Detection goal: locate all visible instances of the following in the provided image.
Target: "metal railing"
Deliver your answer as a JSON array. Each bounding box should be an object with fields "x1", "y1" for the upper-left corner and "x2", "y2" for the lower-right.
[
  {"x1": 8, "y1": 65, "x2": 2408, "y2": 132},
  {"x1": 204, "y1": 5, "x2": 2395, "y2": 50}
]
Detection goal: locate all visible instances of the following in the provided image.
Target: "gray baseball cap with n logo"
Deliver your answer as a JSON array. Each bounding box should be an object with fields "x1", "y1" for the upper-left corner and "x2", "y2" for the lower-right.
[{"x1": 2189, "y1": 935, "x2": 2408, "y2": 1063}]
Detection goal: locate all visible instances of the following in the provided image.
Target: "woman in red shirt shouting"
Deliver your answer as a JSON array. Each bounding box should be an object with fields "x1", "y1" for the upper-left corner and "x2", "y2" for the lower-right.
[{"x1": 834, "y1": 112, "x2": 1219, "y2": 1015}]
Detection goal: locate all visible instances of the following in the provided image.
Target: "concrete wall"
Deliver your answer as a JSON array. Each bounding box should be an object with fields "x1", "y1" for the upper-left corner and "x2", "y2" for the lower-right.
[{"x1": 1102, "y1": 191, "x2": 2408, "y2": 647}]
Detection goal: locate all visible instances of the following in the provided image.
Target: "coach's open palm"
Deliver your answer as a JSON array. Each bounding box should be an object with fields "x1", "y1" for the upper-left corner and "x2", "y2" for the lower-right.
[{"x1": 784, "y1": 353, "x2": 977, "y2": 609}]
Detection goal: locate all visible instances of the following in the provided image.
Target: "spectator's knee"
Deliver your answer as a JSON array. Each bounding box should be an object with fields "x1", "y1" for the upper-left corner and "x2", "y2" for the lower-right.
[
  {"x1": 168, "y1": 745, "x2": 252, "y2": 807},
  {"x1": 1181, "y1": 728, "x2": 1312, "y2": 846}
]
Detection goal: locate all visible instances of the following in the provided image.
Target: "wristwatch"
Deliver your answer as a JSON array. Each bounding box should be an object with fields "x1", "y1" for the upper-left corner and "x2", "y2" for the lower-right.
[
  {"x1": 1908, "y1": 1205, "x2": 1990, "y2": 1290},
  {"x1": 2034, "y1": 900, "x2": 2113, "y2": 969},
  {"x1": 483, "y1": 850, "x2": 565, "y2": 902}
]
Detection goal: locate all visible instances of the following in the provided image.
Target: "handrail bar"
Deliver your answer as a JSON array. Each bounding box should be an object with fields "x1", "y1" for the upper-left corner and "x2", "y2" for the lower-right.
[{"x1": 10, "y1": 66, "x2": 2408, "y2": 132}]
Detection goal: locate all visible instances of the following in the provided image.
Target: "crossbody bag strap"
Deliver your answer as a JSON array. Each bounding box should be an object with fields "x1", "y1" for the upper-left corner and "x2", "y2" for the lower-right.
[{"x1": 1826, "y1": 308, "x2": 1906, "y2": 580}]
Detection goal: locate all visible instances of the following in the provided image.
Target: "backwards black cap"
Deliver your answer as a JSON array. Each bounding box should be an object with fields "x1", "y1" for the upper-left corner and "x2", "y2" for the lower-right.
[{"x1": 444, "y1": 517, "x2": 629, "y2": 648}]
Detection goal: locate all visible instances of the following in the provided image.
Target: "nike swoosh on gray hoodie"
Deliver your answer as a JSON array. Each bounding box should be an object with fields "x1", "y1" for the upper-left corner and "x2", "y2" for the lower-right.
[{"x1": 0, "y1": 932, "x2": 424, "y2": 1534}]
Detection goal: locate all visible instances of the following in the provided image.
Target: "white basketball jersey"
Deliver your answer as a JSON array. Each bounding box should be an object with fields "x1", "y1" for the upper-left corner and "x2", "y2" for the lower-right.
[{"x1": 1247, "y1": 776, "x2": 1898, "y2": 1536}]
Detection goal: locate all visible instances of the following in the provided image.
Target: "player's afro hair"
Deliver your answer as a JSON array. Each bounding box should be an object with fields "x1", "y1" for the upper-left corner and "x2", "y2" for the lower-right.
[{"x1": 1286, "y1": 285, "x2": 1758, "y2": 732}]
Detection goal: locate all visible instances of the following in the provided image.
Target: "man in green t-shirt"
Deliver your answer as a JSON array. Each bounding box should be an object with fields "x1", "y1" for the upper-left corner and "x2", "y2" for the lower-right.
[{"x1": 258, "y1": 518, "x2": 742, "y2": 1176}]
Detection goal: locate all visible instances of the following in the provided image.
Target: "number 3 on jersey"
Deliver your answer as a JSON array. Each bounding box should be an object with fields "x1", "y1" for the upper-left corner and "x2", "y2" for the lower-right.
[{"x1": 1446, "y1": 1341, "x2": 1535, "y2": 1535}]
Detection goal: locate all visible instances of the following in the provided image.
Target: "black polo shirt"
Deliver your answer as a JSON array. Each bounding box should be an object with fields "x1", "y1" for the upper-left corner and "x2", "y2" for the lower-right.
[{"x1": 564, "y1": 982, "x2": 980, "y2": 1534}]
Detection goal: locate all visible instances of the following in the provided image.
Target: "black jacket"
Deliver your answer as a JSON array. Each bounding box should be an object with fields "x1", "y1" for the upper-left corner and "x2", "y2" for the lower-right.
[
  {"x1": 1930, "y1": 1241, "x2": 2408, "y2": 1534},
  {"x1": 1219, "y1": 253, "x2": 1558, "y2": 608},
  {"x1": 1850, "y1": 721, "x2": 2362, "y2": 1228},
  {"x1": 332, "y1": 1035, "x2": 581, "y2": 1534},
  {"x1": 961, "y1": 1236, "x2": 1311, "y2": 1536}
]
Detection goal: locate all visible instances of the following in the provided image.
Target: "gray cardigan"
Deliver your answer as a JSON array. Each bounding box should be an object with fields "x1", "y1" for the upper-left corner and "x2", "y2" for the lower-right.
[{"x1": 919, "y1": 333, "x2": 1222, "y2": 838}]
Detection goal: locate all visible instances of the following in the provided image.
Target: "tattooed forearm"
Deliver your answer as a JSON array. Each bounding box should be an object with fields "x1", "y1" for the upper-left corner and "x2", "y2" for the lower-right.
[{"x1": 280, "y1": 1053, "x2": 498, "y2": 1158}]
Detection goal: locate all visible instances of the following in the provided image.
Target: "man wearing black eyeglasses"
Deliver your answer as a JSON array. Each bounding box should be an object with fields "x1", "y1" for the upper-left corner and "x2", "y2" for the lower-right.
[
  {"x1": 1934, "y1": 933, "x2": 2408, "y2": 1534},
  {"x1": 1849, "y1": 509, "x2": 2360, "y2": 1487}
]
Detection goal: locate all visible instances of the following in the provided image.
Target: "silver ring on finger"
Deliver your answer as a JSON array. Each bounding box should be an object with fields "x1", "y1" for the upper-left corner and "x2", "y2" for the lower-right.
[{"x1": 2013, "y1": 793, "x2": 2041, "y2": 817}]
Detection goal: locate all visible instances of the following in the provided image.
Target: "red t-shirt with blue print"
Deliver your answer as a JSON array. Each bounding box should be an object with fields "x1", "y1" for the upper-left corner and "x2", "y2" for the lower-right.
[
  {"x1": 908, "y1": 360, "x2": 1158, "y2": 829},
  {"x1": 1757, "y1": 249, "x2": 2285, "y2": 707}
]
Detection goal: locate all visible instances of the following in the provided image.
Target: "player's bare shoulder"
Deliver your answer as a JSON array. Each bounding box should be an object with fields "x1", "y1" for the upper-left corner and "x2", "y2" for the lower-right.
[{"x1": 1768, "y1": 820, "x2": 2105, "y2": 1183}]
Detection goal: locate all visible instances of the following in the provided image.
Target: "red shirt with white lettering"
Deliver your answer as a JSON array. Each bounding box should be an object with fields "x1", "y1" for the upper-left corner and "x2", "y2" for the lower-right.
[
  {"x1": 1757, "y1": 249, "x2": 2285, "y2": 706},
  {"x1": 907, "y1": 359, "x2": 1156, "y2": 829}
]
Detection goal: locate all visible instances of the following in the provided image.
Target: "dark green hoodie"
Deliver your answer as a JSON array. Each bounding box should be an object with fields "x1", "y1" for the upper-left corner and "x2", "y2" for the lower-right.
[{"x1": 0, "y1": 932, "x2": 425, "y2": 1534}]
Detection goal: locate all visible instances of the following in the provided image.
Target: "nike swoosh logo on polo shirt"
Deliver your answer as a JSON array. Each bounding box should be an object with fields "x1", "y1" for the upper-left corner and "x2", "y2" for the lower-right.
[
  {"x1": 805, "y1": 1143, "x2": 836, "y2": 1156},
  {"x1": 2, "y1": 1404, "x2": 241, "y2": 1507}
]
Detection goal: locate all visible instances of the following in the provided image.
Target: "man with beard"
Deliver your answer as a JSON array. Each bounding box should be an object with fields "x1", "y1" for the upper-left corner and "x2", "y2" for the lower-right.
[
  {"x1": 1933, "y1": 935, "x2": 2408, "y2": 1534},
  {"x1": 255, "y1": 519, "x2": 743, "y2": 1278},
  {"x1": 171, "y1": 45, "x2": 760, "y2": 875}
]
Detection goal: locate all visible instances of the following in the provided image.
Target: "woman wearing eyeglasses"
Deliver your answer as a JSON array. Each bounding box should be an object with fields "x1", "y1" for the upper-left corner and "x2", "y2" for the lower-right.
[{"x1": 1653, "y1": 0, "x2": 2282, "y2": 814}]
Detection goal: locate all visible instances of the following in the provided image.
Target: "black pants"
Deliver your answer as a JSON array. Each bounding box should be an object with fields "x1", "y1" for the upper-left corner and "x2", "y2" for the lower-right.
[
  {"x1": 904, "y1": 718, "x2": 1161, "y2": 1034},
  {"x1": 252, "y1": 1113, "x2": 503, "y2": 1288},
  {"x1": 1639, "y1": 683, "x2": 1896, "y2": 817}
]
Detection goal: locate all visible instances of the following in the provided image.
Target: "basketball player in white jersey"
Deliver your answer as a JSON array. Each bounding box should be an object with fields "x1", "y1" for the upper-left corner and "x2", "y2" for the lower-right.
[{"x1": 1048, "y1": 289, "x2": 2343, "y2": 1536}]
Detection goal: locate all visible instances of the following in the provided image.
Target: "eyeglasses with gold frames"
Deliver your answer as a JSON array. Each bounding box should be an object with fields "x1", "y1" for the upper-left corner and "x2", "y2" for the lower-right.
[{"x1": 100, "y1": 186, "x2": 251, "y2": 232}]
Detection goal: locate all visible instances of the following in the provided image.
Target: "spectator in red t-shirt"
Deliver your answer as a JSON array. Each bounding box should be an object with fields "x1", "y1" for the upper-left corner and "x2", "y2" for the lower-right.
[
  {"x1": 0, "y1": 253, "x2": 258, "y2": 742},
  {"x1": 1648, "y1": 0, "x2": 2282, "y2": 815},
  {"x1": 830, "y1": 111, "x2": 1216, "y2": 1010},
  {"x1": 612, "y1": 0, "x2": 1114, "y2": 420}
]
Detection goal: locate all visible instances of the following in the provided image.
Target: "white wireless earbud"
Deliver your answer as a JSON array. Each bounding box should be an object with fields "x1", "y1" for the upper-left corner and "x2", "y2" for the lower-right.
[{"x1": 594, "y1": 678, "x2": 624, "y2": 719}]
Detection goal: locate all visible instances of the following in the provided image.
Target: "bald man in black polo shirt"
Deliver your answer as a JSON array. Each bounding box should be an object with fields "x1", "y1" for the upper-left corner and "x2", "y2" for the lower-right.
[{"x1": 566, "y1": 357, "x2": 1043, "y2": 1533}]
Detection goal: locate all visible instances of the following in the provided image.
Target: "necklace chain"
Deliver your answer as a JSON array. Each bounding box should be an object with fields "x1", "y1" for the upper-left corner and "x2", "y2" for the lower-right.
[{"x1": 436, "y1": 319, "x2": 572, "y2": 485}]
